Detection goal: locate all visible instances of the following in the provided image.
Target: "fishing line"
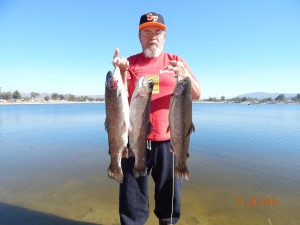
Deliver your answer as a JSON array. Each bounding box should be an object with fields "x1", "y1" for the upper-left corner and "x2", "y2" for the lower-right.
[
  {"x1": 128, "y1": 67, "x2": 139, "y2": 80},
  {"x1": 170, "y1": 151, "x2": 175, "y2": 224},
  {"x1": 129, "y1": 63, "x2": 178, "y2": 224}
]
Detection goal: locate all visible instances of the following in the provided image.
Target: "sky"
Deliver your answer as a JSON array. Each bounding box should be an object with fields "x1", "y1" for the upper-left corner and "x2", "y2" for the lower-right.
[{"x1": 0, "y1": 0, "x2": 299, "y2": 99}]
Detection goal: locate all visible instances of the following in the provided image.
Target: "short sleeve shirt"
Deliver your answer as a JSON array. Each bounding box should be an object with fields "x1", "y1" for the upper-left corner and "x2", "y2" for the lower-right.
[{"x1": 127, "y1": 52, "x2": 196, "y2": 141}]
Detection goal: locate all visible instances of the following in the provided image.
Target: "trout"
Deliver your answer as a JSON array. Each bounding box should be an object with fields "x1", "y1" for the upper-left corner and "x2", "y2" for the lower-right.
[
  {"x1": 169, "y1": 76, "x2": 195, "y2": 181},
  {"x1": 129, "y1": 76, "x2": 154, "y2": 178},
  {"x1": 104, "y1": 66, "x2": 130, "y2": 183}
]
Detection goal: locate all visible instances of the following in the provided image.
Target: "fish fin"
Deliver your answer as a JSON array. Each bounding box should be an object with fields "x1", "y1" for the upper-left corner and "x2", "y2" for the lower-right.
[
  {"x1": 121, "y1": 120, "x2": 128, "y2": 131},
  {"x1": 169, "y1": 144, "x2": 175, "y2": 153},
  {"x1": 127, "y1": 147, "x2": 134, "y2": 157},
  {"x1": 128, "y1": 123, "x2": 132, "y2": 134},
  {"x1": 147, "y1": 122, "x2": 153, "y2": 134},
  {"x1": 166, "y1": 125, "x2": 170, "y2": 133},
  {"x1": 186, "y1": 123, "x2": 195, "y2": 137},
  {"x1": 192, "y1": 123, "x2": 195, "y2": 132},
  {"x1": 107, "y1": 165, "x2": 123, "y2": 183},
  {"x1": 104, "y1": 117, "x2": 108, "y2": 132},
  {"x1": 175, "y1": 166, "x2": 190, "y2": 181},
  {"x1": 133, "y1": 166, "x2": 148, "y2": 178},
  {"x1": 122, "y1": 147, "x2": 128, "y2": 158}
]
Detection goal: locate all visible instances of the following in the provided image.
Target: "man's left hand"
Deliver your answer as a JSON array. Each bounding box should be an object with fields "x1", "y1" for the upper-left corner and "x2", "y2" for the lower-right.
[{"x1": 166, "y1": 60, "x2": 191, "y2": 79}]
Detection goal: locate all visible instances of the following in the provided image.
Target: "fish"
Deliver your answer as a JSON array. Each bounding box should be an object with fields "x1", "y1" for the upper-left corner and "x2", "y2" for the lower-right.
[
  {"x1": 129, "y1": 76, "x2": 154, "y2": 178},
  {"x1": 169, "y1": 76, "x2": 195, "y2": 181},
  {"x1": 104, "y1": 66, "x2": 130, "y2": 183}
]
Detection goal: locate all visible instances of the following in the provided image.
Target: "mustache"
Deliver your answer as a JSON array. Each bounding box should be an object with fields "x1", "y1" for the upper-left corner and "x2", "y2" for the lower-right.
[{"x1": 148, "y1": 42, "x2": 158, "y2": 46}]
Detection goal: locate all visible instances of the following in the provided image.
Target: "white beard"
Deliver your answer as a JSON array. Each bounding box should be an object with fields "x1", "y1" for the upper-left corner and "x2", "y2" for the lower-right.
[{"x1": 143, "y1": 46, "x2": 163, "y2": 58}]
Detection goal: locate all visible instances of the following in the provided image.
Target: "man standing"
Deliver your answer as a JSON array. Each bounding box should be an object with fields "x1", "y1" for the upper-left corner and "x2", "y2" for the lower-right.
[{"x1": 113, "y1": 12, "x2": 201, "y2": 225}]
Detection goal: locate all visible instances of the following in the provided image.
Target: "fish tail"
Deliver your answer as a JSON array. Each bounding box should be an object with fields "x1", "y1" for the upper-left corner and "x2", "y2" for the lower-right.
[
  {"x1": 133, "y1": 166, "x2": 148, "y2": 178},
  {"x1": 107, "y1": 165, "x2": 123, "y2": 183},
  {"x1": 175, "y1": 166, "x2": 190, "y2": 181}
]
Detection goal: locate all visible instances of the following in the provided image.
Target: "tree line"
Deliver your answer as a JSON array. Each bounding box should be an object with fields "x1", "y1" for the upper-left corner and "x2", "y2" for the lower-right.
[
  {"x1": 0, "y1": 91, "x2": 104, "y2": 102},
  {"x1": 1, "y1": 90, "x2": 299, "y2": 103},
  {"x1": 203, "y1": 93, "x2": 300, "y2": 103}
]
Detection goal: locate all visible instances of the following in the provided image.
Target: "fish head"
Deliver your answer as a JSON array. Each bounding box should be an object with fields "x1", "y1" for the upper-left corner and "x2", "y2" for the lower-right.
[
  {"x1": 148, "y1": 79, "x2": 154, "y2": 89},
  {"x1": 174, "y1": 77, "x2": 191, "y2": 97},
  {"x1": 136, "y1": 76, "x2": 154, "y2": 97},
  {"x1": 105, "y1": 68, "x2": 120, "y2": 90}
]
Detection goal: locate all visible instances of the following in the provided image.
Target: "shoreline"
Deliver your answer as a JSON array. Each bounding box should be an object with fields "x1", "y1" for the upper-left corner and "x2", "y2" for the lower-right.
[
  {"x1": 1, "y1": 100, "x2": 299, "y2": 105},
  {"x1": 0, "y1": 100, "x2": 104, "y2": 105}
]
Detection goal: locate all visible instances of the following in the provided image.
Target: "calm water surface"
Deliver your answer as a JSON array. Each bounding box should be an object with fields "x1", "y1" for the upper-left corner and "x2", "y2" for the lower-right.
[{"x1": 0, "y1": 103, "x2": 299, "y2": 225}]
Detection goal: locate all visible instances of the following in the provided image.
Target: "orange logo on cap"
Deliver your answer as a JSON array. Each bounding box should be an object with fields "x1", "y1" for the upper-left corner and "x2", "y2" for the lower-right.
[{"x1": 147, "y1": 13, "x2": 158, "y2": 22}]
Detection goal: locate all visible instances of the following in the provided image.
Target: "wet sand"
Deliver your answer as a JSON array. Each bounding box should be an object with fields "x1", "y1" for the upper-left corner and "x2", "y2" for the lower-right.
[{"x1": 1, "y1": 153, "x2": 299, "y2": 225}]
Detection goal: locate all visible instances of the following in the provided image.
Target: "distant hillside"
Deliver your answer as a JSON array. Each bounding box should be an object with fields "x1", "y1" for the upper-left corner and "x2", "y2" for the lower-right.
[
  {"x1": 237, "y1": 92, "x2": 297, "y2": 99},
  {"x1": 20, "y1": 92, "x2": 104, "y2": 99}
]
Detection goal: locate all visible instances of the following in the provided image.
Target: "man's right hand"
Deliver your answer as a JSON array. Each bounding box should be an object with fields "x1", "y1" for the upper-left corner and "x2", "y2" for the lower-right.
[{"x1": 113, "y1": 48, "x2": 129, "y2": 72}]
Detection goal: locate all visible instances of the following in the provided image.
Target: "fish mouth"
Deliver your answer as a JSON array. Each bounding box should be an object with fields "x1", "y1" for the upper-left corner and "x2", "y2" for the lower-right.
[
  {"x1": 148, "y1": 80, "x2": 154, "y2": 89},
  {"x1": 174, "y1": 80, "x2": 188, "y2": 96},
  {"x1": 137, "y1": 79, "x2": 154, "y2": 97},
  {"x1": 178, "y1": 77, "x2": 190, "y2": 86},
  {"x1": 106, "y1": 75, "x2": 118, "y2": 90},
  {"x1": 174, "y1": 76, "x2": 191, "y2": 96},
  {"x1": 105, "y1": 70, "x2": 119, "y2": 90},
  {"x1": 175, "y1": 85, "x2": 185, "y2": 96},
  {"x1": 108, "y1": 80, "x2": 118, "y2": 90}
]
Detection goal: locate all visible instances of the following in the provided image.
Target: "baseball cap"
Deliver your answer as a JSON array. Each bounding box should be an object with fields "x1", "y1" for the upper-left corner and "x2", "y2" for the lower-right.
[{"x1": 139, "y1": 12, "x2": 166, "y2": 31}]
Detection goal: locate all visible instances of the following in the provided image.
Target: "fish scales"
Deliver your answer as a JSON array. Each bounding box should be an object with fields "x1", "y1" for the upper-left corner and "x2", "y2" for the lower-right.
[
  {"x1": 169, "y1": 76, "x2": 195, "y2": 181},
  {"x1": 129, "y1": 77, "x2": 154, "y2": 178},
  {"x1": 105, "y1": 66, "x2": 130, "y2": 183}
]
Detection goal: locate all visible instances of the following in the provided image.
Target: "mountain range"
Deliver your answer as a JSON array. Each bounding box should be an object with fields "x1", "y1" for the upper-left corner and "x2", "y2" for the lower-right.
[
  {"x1": 237, "y1": 92, "x2": 298, "y2": 99},
  {"x1": 20, "y1": 92, "x2": 104, "y2": 99}
]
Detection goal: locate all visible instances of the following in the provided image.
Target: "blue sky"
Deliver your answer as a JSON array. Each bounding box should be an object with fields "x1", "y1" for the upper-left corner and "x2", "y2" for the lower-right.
[{"x1": 0, "y1": 0, "x2": 299, "y2": 99}]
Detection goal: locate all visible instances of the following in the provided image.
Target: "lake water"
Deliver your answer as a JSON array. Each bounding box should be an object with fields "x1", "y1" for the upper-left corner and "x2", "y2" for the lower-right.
[{"x1": 0, "y1": 103, "x2": 299, "y2": 225}]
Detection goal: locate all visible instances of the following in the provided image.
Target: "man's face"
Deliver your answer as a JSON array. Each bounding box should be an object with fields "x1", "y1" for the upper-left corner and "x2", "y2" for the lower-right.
[{"x1": 139, "y1": 26, "x2": 166, "y2": 58}]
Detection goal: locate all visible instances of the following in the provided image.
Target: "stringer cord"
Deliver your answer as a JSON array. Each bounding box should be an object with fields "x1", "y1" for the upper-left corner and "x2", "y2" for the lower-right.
[
  {"x1": 128, "y1": 67, "x2": 139, "y2": 79},
  {"x1": 170, "y1": 152, "x2": 175, "y2": 224}
]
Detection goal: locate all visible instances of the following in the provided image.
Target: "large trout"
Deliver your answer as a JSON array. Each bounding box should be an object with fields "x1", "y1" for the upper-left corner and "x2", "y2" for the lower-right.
[
  {"x1": 129, "y1": 76, "x2": 154, "y2": 178},
  {"x1": 169, "y1": 76, "x2": 195, "y2": 181},
  {"x1": 105, "y1": 66, "x2": 130, "y2": 183}
]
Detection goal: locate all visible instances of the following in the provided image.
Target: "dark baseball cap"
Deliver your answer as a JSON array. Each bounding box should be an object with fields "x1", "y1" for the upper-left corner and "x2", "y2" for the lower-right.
[{"x1": 139, "y1": 12, "x2": 166, "y2": 31}]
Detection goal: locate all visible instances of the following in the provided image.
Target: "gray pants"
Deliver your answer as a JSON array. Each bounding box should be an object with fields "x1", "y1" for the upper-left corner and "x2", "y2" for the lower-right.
[{"x1": 119, "y1": 141, "x2": 182, "y2": 225}]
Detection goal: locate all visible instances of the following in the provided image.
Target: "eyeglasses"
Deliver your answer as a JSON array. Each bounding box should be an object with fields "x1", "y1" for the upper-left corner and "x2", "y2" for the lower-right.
[{"x1": 139, "y1": 30, "x2": 165, "y2": 38}]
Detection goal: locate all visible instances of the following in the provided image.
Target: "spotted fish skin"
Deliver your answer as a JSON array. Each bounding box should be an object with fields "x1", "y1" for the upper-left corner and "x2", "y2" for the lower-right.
[
  {"x1": 104, "y1": 66, "x2": 130, "y2": 183},
  {"x1": 169, "y1": 76, "x2": 195, "y2": 181},
  {"x1": 129, "y1": 76, "x2": 154, "y2": 178}
]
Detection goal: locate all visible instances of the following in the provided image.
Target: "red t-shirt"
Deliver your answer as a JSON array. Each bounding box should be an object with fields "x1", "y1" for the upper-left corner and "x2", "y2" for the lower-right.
[{"x1": 127, "y1": 52, "x2": 195, "y2": 141}]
